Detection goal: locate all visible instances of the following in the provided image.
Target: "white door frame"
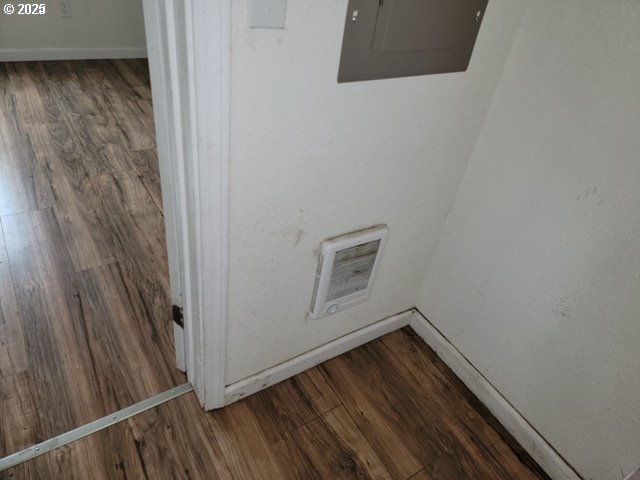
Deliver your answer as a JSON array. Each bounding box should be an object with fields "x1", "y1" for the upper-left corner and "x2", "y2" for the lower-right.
[
  {"x1": 142, "y1": 0, "x2": 231, "y2": 409},
  {"x1": 141, "y1": 0, "x2": 187, "y2": 373}
]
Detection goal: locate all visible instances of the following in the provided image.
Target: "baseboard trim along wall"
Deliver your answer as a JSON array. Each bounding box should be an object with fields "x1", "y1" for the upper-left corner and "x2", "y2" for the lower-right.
[
  {"x1": 224, "y1": 309, "x2": 414, "y2": 404},
  {"x1": 625, "y1": 467, "x2": 640, "y2": 480},
  {"x1": 224, "y1": 307, "x2": 581, "y2": 479},
  {"x1": 0, "y1": 47, "x2": 148, "y2": 62},
  {"x1": 409, "y1": 309, "x2": 582, "y2": 480}
]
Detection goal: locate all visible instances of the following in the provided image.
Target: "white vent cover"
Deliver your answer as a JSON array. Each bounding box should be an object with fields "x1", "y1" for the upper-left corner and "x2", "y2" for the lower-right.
[{"x1": 309, "y1": 225, "x2": 387, "y2": 320}]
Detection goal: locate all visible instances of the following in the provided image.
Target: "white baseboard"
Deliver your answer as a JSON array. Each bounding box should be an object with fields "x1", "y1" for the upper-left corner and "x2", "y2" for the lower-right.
[
  {"x1": 224, "y1": 309, "x2": 413, "y2": 405},
  {"x1": 0, "y1": 47, "x2": 147, "y2": 62},
  {"x1": 625, "y1": 467, "x2": 640, "y2": 480},
  {"x1": 409, "y1": 310, "x2": 581, "y2": 480}
]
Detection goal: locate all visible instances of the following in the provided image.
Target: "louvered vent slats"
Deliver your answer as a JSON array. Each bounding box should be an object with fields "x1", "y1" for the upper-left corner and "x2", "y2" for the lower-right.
[{"x1": 327, "y1": 240, "x2": 380, "y2": 302}]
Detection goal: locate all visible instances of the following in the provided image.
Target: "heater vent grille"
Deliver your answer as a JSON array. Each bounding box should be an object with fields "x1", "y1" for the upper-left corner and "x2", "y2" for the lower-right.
[
  {"x1": 327, "y1": 240, "x2": 380, "y2": 302},
  {"x1": 309, "y1": 225, "x2": 387, "y2": 320}
]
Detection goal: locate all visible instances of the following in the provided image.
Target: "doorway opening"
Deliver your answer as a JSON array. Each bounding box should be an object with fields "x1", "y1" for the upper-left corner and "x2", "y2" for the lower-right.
[{"x1": 0, "y1": 56, "x2": 184, "y2": 458}]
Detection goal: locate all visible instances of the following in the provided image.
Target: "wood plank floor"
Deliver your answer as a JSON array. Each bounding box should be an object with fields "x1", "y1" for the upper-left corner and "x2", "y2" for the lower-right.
[
  {"x1": 2, "y1": 329, "x2": 550, "y2": 479},
  {"x1": 0, "y1": 60, "x2": 184, "y2": 457}
]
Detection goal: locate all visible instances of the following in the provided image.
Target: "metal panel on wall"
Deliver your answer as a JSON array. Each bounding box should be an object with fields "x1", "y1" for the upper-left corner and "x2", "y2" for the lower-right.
[{"x1": 338, "y1": 0, "x2": 489, "y2": 82}]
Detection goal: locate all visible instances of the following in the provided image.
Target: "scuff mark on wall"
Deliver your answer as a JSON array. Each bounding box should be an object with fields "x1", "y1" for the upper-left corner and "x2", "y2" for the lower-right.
[{"x1": 553, "y1": 296, "x2": 573, "y2": 320}]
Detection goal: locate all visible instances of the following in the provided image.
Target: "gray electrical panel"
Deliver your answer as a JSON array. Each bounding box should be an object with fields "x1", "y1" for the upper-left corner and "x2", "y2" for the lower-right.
[{"x1": 338, "y1": 0, "x2": 489, "y2": 83}]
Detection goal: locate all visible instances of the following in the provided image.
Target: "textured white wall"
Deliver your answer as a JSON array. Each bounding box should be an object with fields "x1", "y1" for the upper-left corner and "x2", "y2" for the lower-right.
[
  {"x1": 226, "y1": 0, "x2": 528, "y2": 383},
  {"x1": 417, "y1": 2, "x2": 640, "y2": 479},
  {"x1": 0, "y1": 0, "x2": 145, "y2": 51}
]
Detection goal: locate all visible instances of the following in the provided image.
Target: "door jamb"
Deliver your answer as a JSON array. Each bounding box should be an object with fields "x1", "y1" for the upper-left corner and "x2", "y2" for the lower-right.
[
  {"x1": 185, "y1": 0, "x2": 231, "y2": 410},
  {"x1": 141, "y1": 0, "x2": 188, "y2": 372},
  {"x1": 142, "y1": 0, "x2": 231, "y2": 409}
]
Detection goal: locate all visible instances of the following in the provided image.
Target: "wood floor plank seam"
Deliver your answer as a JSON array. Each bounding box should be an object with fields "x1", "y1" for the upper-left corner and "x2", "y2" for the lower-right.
[
  {"x1": 287, "y1": 403, "x2": 344, "y2": 434},
  {"x1": 342, "y1": 405, "x2": 412, "y2": 480},
  {"x1": 314, "y1": 371, "x2": 412, "y2": 479},
  {"x1": 0, "y1": 383, "x2": 193, "y2": 472},
  {"x1": 302, "y1": 379, "x2": 409, "y2": 480},
  {"x1": 0, "y1": 207, "x2": 50, "y2": 218}
]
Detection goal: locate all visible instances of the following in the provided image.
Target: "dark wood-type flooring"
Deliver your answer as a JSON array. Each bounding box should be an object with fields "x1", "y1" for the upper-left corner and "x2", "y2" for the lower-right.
[
  {"x1": 1, "y1": 60, "x2": 549, "y2": 479},
  {"x1": 0, "y1": 59, "x2": 184, "y2": 457},
  {"x1": 2, "y1": 328, "x2": 549, "y2": 479}
]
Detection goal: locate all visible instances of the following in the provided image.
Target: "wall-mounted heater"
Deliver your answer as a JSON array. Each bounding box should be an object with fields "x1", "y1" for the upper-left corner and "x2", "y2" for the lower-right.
[{"x1": 309, "y1": 225, "x2": 387, "y2": 320}]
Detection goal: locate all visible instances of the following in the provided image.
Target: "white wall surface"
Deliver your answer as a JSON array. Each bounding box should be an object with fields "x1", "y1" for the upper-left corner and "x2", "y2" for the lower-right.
[
  {"x1": 226, "y1": 0, "x2": 528, "y2": 383},
  {"x1": 0, "y1": 0, "x2": 145, "y2": 57},
  {"x1": 417, "y1": 2, "x2": 640, "y2": 479}
]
